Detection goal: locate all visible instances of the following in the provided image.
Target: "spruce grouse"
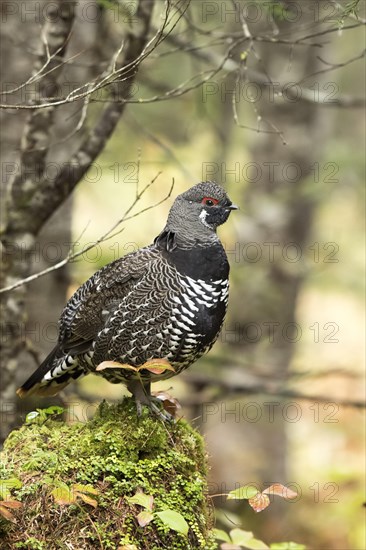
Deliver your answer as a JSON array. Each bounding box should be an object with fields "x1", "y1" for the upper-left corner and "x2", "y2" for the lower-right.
[{"x1": 17, "y1": 182, "x2": 237, "y2": 416}]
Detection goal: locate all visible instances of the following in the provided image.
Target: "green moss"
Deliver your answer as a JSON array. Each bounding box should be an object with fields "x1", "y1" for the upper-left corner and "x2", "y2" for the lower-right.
[{"x1": 0, "y1": 399, "x2": 217, "y2": 549}]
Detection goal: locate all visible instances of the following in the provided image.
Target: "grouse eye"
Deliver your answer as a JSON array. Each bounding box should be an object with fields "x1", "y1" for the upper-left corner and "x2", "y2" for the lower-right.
[{"x1": 202, "y1": 197, "x2": 219, "y2": 207}]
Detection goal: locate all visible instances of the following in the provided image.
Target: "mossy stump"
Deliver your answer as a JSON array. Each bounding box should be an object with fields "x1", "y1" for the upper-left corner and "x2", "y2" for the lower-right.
[{"x1": 0, "y1": 399, "x2": 217, "y2": 549}]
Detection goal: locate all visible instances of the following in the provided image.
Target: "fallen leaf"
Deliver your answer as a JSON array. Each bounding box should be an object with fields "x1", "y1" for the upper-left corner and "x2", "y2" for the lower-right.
[
  {"x1": 152, "y1": 391, "x2": 181, "y2": 417},
  {"x1": 138, "y1": 359, "x2": 175, "y2": 375},
  {"x1": 0, "y1": 500, "x2": 22, "y2": 522},
  {"x1": 0, "y1": 500, "x2": 22, "y2": 509},
  {"x1": 96, "y1": 361, "x2": 138, "y2": 372},
  {"x1": 76, "y1": 493, "x2": 98, "y2": 508},
  {"x1": 52, "y1": 483, "x2": 98, "y2": 507},
  {"x1": 51, "y1": 486, "x2": 73, "y2": 506},
  {"x1": 137, "y1": 510, "x2": 154, "y2": 527},
  {"x1": 0, "y1": 505, "x2": 16, "y2": 522},
  {"x1": 73, "y1": 483, "x2": 99, "y2": 496}
]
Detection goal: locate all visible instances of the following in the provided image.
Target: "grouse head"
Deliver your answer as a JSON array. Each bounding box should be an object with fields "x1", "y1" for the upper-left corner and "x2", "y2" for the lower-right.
[{"x1": 159, "y1": 181, "x2": 237, "y2": 249}]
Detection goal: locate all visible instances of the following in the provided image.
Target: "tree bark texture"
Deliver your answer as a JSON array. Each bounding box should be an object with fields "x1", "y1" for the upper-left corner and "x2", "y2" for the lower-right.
[{"x1": 0, "y1": 0, "x2": 156, "y2": 444}]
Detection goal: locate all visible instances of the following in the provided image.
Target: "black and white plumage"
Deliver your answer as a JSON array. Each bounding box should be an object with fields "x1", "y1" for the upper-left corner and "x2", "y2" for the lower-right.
[{"x1": 17, "y1": 182, "x2": 237, "y2": 414}]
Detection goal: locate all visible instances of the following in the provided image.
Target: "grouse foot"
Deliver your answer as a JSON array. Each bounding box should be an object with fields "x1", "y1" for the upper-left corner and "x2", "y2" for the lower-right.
[
  {"x1": 126, "y1": 378, "x2": 174, "y2": 422},
  {"x1": 96, "y1": 358, "x2": 176, "y2": 421}
]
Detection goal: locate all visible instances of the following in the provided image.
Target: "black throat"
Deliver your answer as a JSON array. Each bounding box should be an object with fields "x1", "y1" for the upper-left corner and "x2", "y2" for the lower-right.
[{"x1": 154, "y1": 230, "x2": 229, "y2": 281}]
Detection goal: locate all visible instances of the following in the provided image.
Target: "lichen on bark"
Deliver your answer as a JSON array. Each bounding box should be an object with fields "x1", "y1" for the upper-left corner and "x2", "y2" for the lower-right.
[{"x1": 0, "y1": 399, "x2": 217, "y2": 549}]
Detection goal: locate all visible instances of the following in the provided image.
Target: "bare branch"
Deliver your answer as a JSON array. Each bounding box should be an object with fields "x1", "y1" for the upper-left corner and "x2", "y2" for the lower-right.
[
  {"x1": 293, "y1": 21, "x2": 366, "y2": 44},
  {"x1": 182, "y1": 372, "x2": 366, "y2": 410},
  {"x1": 161, "y1": 32, "x2": 366, "y2": 109},
  {"x1": 0, "y1": 176, "x2": 174, "y2": 295},
  {"x1": 331, "y1": 0, "x2": 366, "y2": 24},
  {"x1": 231, "y1": 0, "x2": 252, "y2": 39},
  {"x1": 0, "y1": 0, "x2": 189, "y2": 111},
  {"x1": 0, "y1": 41, "x2": 76, "y2": 97},
  {"x1": 231, "y1": 57, "x2": 287, "y2": 145},
  {"x1": 4, "y1": 0, "x2": 164, "y2": 236},
  {"x1": 1, "y1": 17, "x2": 364, "y2": 113},
  {"x1": 296, "y1": 49, "x2": 366, "y2": 84},
  {"x1": 127, "y1": 113, "x2": 194, "y2": 180}
]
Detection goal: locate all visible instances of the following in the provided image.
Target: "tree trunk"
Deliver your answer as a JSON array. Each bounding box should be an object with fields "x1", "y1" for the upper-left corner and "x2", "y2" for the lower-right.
[
  {"x1": 0, "y1": 0, "x2": 76, "y2": 443},
  {"x1": 0, "y1": 0, "x2": 156, "y2": 443},
  {"x1": 228, "y1": 7, "x2": 329, "y2": 535}
]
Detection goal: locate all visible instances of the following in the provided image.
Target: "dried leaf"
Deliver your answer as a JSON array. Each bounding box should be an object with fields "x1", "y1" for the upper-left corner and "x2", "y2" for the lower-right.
[
  {"x1": 118, "y1": 545, "x2": 138, "y2": 550},
  {"x1": 52, "y1": 483, "x2": 99, "y2": 507},
  {"x1": 0, "y1": 504, "x2": 16, "y2": 522},
  {"x1": 76, "y1": 493, "x2": 98, "y2": 508},
  {"x1": 51, "y1": 486, "x2": 74, "y2": 505},
  {"x1": 263, "y1": 484, "x2": 298, "y2": 500},
  {"x1": 139, "y1": 359, "x2": 175, "y2": 375},
  {"x1": 96, "y1": 361, "x2": 137, "y2": 372},
  {"x1": 73, "y1": 483, "x2": 99, "y2": 496},
  {"x1": 0, "y1": 498, "x2": 23, "y2": 522},
  {"x1": 143, "y1": 365, "x2": 169, "y2": 374},
  {"x1": 0, "y1": 500, "x2": 22, "y2": 510},
  {"x1": 137, "y1": 510, "x2": 154, "y2": 527},
  {"x1": 152, "y1": 391, "x2": 181, "y2": 417},
  {"x1": 248, "y1": 493, "x2": 270, "y2": 513}
]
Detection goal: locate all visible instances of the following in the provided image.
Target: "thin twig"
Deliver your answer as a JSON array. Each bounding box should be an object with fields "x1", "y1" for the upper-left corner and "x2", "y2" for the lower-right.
[
  {"x1": 0, "y1": 0, "x2": 188, "y2": 111},
  {"x1": 231, "y1": 63, "x2": 287, "y2": 145},
  {"x1": 127, "y1": 113, "x2": 194, "y2": 180},
  {"x1": 182, "y1": 374, "x2": 365, "y2": 410},
  {"x1": 296, "y1": 49, "x2": 366, "y2": 84},
  {"x1": 0, "y1": 177, "x2": 175, "y2": 294}
]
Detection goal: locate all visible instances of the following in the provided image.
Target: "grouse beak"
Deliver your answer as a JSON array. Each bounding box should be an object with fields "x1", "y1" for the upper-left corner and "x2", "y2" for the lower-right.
[{"x1": 227, "y1": 203, "x2": 239, "y2": 211}]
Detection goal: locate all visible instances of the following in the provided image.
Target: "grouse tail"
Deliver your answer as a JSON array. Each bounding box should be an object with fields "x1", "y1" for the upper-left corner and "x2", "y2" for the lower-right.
[{"x1": 16, "y1": 345, "x2": 84, "y2": 398}]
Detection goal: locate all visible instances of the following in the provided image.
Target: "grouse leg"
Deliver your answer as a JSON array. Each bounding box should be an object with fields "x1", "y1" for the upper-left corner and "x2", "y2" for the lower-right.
[{"x1": 126, "y1": 378, "x2": 173, "y2": 422}]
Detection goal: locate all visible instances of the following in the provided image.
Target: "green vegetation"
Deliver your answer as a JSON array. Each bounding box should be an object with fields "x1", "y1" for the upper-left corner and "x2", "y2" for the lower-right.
[{"x1": 0, "y1": 400, "x2": 216, "y2": 549}]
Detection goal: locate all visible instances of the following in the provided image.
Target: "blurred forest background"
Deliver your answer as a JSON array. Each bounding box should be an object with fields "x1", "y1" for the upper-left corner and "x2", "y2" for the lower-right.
[{"x1": 0, "y1": 1, "x2": 365, "y2": 548}]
